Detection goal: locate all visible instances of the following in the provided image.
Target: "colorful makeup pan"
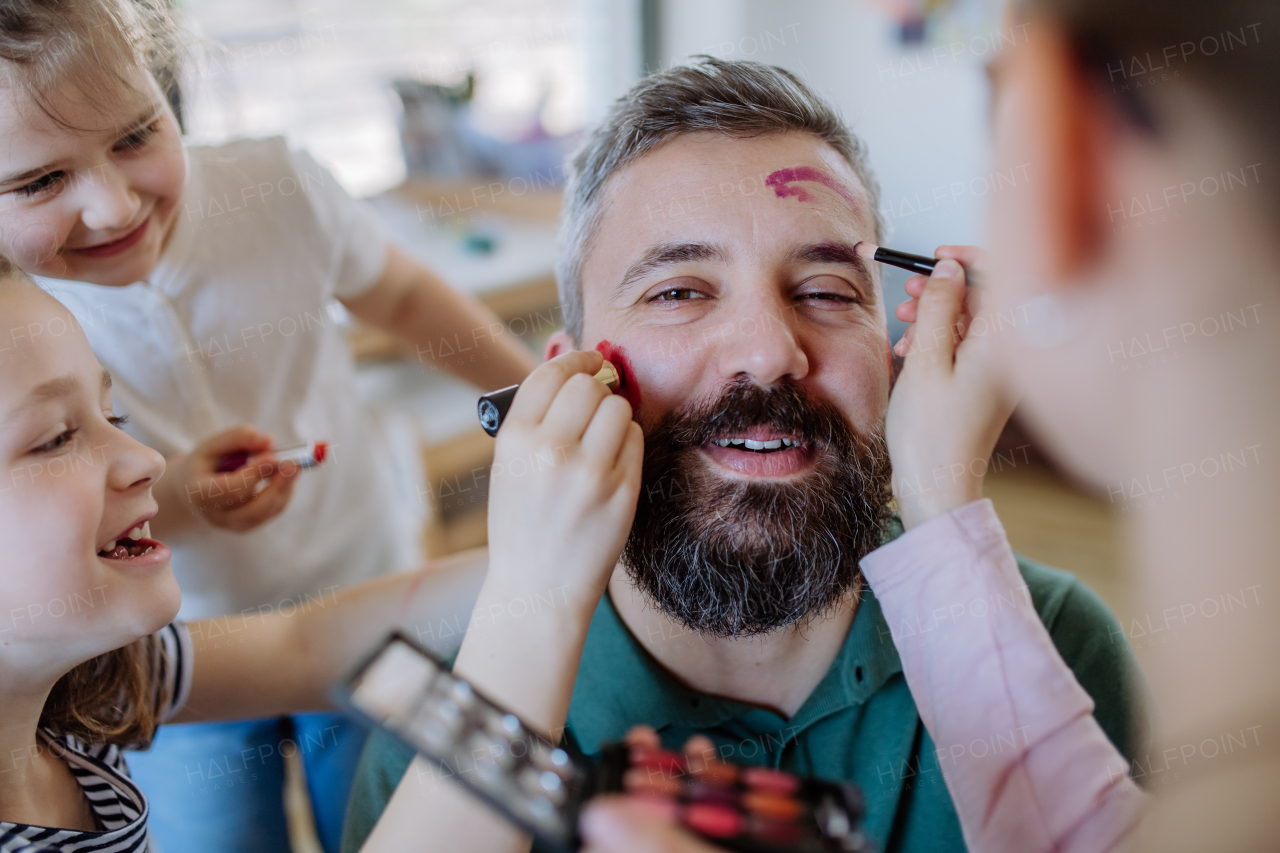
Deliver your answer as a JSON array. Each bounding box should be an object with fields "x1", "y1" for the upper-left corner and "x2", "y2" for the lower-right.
[
  {"x1": 607, "y1": 744, "x2": 869, "y2": 852},
  {"x1": 338, "y1": 631, "x2": 872, "y2": 853}
]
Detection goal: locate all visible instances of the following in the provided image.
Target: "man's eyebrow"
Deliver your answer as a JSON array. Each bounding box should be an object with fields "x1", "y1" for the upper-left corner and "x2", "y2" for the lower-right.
[
  {"x1": 102, "y1": 370, "x2": 112, "y2": 392},
  {"x1": 616, "y1": 242, "x2": 727, "y2": 297},
  {"x1": 788, "y1": 241, "x2": 874, "y2": 281}
]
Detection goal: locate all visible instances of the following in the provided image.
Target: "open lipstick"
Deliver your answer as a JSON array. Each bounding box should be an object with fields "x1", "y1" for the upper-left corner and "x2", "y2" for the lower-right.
[
  {"x1": 478, "y1": 362, "x2": 623, "y2": 437},
  {"x1": 214, "y1": 441, "x2": 330, "y2": 474}
]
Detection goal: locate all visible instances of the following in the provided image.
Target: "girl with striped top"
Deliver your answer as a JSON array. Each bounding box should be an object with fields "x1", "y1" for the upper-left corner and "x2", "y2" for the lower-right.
[{"x1": 0, "y1": 268, "x2": 488, "y2": 849}]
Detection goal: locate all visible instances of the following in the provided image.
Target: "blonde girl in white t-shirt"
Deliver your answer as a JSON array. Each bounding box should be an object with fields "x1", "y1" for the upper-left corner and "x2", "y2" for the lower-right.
[{"x1": 0, "y1": 2, "x2": 535, "y2": 850}]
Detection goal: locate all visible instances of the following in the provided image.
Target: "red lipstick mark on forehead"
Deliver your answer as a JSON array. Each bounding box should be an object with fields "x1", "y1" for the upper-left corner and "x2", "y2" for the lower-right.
[
  {"x1": 765, "y1": 166, "x2": 860, "y2": 212},
  {"x1": 595, "y1": 340, "x2": 642, "y2": 410}
]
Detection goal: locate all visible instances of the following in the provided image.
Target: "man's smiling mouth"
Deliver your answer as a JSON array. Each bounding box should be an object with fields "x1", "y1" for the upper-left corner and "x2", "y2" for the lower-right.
[
  {"x1": 700, "y1": 427, "x2": 813, "y2": 476},
  {"x1": 710, "y1": 436, "x2": 802, "y2": 452}
]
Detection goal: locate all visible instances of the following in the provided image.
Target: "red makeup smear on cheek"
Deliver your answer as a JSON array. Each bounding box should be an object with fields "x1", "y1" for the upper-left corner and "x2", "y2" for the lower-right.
[
  {"x1": 765, "y1": 166, "x2": 860, "y2": 213},
  {"x1": 595, "y1": 340, "x2": 642, "y2": 410}
]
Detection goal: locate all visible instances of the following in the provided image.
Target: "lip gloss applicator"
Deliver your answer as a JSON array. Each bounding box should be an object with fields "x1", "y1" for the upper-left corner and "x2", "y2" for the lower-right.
[
  {"x1": 478, "y1": 361, "x2": 622, "y2": 437},
  {"x1": 215, "y1": 441, "x2": 330, "y2": 473}
]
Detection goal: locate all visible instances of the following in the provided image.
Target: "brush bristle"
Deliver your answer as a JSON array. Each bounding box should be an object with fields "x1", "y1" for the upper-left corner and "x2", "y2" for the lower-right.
[{"x1": 854, "y1": 241, "x2": 878, "y2": 261}]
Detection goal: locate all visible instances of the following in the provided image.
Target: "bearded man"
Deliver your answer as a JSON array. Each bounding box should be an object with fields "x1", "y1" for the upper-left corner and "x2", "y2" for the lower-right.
[{"x1": 342, "y1": 58, "x2": 1145, "y2": 853}]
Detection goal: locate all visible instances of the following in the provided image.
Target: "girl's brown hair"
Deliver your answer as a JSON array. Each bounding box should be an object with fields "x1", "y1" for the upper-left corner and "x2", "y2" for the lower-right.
[
  {"x1": 0, "y1": 0, "x2": 180, "y2": 132},
  {"x1": 1, "y1": 264, "x2": 171, "y2": 745},
  {"x1": 39, "y1": 637, "x2": 171, "y2": 746}
]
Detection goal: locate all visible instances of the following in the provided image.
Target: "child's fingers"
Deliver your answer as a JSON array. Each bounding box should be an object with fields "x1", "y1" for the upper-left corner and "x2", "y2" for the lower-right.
[
  {"x1": 579, "y1": 395, "x2": 635, "y2": 468},
  {"x1": 906, "y1": 259, "x2": 966, "y2": 371},
  {"x1": 201, "y1": 424, "x2": 273, "y2": 458},
  {"x1": 617, "y1": 422, "x2": 643, "y2": 481},
  {"x1": 895, "y1": 297, "x2": 919, "y2": 323},
  {"x1": 623, "y1": 725, "x2": 661, "y2": 749},
  {"x1": 893, "y1": 324, "x2": 914, "y2": 357},
  {"x1": 219, "y1": 473, "x2": 293, "y2": 525},
  {"x1": 934, "y1": 244, "x2": 988, "y2": 271},
  {"x1": 506, "y1": 351, "x2": 604, "y2": 429},
  {"x1": 540, "y1": 372, "x2": 612, "y2": 446},
  {"x1": 581, "y1": 798, "x2": 716, "y2": 853},
  {"x1": 682, "y1": 735, "x2": 718, "y2": 763},
  {"x1": 903, "y1": 274, "x2": 929, "y2": 297}
]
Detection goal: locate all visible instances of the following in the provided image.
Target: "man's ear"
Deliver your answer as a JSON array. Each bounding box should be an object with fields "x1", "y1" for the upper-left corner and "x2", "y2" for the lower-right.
[
  {"x1": 544, "y1": 330, "x2": 578, "y2": 362},
  {"x1": 1019, "y1": 23, "x2": 1115, "y2": 280}
]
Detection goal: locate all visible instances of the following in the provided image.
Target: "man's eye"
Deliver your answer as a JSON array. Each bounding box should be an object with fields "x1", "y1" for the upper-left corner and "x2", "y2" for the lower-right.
[
  {"x1": 35, "y1": 427, "x2": 79, "y2": 453},
  {"x1": 653, "y1": 288, "x2": 703, "y2": 302},
  {"x1": 797, "y1": 276, "x2": 860, "y2": 305},
  {"x1": 14, "y1": 172, "x2": 64, "y2": 197},
  {"x1": 115, "y1": 121, "x2": 159, "y2": 153}
]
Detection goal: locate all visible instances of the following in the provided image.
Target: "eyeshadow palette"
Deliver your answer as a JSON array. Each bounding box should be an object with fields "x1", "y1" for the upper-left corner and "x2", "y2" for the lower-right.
[{"x1": 337, "y1": 631, "x2": 872, "y2": 853}]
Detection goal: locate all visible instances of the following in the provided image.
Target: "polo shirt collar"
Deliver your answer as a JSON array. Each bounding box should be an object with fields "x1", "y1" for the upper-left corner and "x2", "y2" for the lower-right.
[{"x1": 566, "y1": 583, "x2": 904, "y2": 755}]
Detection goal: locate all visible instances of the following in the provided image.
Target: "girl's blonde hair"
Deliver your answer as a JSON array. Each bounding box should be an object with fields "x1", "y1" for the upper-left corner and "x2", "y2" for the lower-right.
[
  {"x1": 0, "y1": 0, "x2": 181, "y2": 132},
  {"x1": 1, "y1": 262, "x2": 171, "y2": 745}
]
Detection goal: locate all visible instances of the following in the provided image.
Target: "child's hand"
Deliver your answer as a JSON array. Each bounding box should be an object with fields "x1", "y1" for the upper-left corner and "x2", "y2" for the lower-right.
[
  {"x1": 581, "y1": 797, "x2": 722, "y2": 853},
  {"x1": 485, "y1": 350, "x2": 644, "y2": 613},
  {"x1": 166, "y1": 425, "x2": 299, "y2": 532},
  {"x1": 886, "y1": 246, "x2": 1018, "y2": 529}
]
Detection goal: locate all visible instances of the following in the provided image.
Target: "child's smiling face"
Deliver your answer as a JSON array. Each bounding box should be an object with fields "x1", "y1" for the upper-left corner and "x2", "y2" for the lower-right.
[
  {"x1": 0, "y1": 280, "x2": 179, "y2": 673},
  {"x1": 0, "y1": 63, "x2": 186, "y2": 288}
]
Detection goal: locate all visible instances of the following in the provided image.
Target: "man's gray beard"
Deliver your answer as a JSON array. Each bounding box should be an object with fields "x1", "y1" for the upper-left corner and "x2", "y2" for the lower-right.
[{"x1": 621, "y1": 378, "x2": 893, "y2": 638}]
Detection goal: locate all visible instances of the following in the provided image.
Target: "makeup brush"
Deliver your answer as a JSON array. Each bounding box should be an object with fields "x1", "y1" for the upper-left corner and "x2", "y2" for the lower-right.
[{"x1": 854, "y1": 242, "x2": 979, "y2": 285}]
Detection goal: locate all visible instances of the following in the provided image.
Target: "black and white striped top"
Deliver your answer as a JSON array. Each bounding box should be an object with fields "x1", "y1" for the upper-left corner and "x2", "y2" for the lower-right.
[{"x1": 0, "y1": 623, "x2": 192, "y2": 853}]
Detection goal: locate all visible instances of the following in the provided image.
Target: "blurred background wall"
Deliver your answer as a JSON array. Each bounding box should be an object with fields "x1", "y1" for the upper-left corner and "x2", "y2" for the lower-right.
[{"x1": 178, "y1": 0, "x2": 1009, "y2": 342}]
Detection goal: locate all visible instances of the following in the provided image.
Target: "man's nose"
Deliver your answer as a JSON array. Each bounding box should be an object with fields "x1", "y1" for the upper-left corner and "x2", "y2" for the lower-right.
[
  {"x1": 713, "y1": 290, "x2": 809, "y2": 386},
  {"x1": 78, "y1": 164, "x2": 142, "y2": 233}
]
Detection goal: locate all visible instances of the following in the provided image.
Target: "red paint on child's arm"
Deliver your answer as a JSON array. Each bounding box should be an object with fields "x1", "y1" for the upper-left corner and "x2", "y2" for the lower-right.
[
  {"x1": 595, "y1": 340, "x2": 642, "y2": 410},
  {"x1": 765, "y1": 166, "x2": 860, "y2": 212}
]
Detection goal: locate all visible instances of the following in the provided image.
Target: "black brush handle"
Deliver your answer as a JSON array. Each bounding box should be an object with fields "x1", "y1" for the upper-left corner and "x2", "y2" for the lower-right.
[
  {"x1": 477, "y1": 384, "x2": 519, "y2": 436},
  {"x1": 874, "y1": 247, "x2": 938, "y2": 276}
]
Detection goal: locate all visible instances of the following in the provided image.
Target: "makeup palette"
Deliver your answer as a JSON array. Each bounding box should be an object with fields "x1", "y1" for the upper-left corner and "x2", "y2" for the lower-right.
[{"x1": 337, "y1": 632, "x2": 872, "y2": 853}]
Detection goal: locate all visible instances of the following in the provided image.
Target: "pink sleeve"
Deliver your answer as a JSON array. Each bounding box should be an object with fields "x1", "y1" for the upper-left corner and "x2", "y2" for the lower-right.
[{"x1": 859, "y1": 499, "x2": 1148, "y2": 852}]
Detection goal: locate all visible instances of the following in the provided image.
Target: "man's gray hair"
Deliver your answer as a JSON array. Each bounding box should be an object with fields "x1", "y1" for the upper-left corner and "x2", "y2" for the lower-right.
[{"x1": 556, "y1": 56, "x2": 885, "y2": 343}]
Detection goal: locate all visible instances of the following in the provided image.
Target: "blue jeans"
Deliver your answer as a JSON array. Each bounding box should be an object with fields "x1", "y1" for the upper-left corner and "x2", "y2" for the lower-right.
[{"x1": 128, "y1": 712, "x2": 368, "y2": 853}]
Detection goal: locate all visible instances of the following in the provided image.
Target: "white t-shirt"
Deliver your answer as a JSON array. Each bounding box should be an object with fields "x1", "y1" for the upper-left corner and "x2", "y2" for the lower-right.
[{"x1": 43, "y1": 137, "x2": 419, "y2": 618}]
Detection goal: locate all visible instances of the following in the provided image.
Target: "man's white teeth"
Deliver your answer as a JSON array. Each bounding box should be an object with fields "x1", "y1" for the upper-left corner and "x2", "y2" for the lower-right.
[
  {"x1": 127, "y1": 526, "x2": 143, "y2": 540},
  {"x1": 103, "y1": 540, "x2": 117, "y2": 551},
  {"x1": 712, "y1": 437, "x2": 799, "y2": 450},
  {"x1": 142, "y1": 522, "x2": 151, "y2": 539}
]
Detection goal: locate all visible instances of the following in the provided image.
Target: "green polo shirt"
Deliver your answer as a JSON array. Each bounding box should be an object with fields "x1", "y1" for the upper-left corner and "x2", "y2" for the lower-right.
[{"x1": 341, "y1": 555, "x2": 1146, "y2": 853}]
